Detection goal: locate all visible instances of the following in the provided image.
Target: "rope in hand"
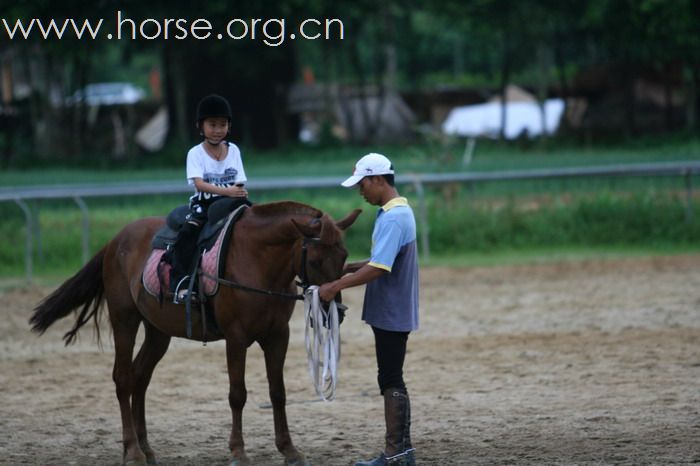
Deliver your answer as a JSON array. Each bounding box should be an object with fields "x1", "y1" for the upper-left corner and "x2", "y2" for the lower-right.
[{"x1": 304, "y1": 285, "x2": 341, "y2": 401}]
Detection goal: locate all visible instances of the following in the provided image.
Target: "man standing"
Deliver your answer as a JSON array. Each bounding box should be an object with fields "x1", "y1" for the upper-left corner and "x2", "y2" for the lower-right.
[{"x1": 319, "y1": 153, "x2": 419, "y2": 466}]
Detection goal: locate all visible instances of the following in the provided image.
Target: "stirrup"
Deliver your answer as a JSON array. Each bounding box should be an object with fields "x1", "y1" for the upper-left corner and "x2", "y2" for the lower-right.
[
  {"x1": 173, "y1": 275, "x2": 192, "y2": 304},
  {"x1": 175, "y1": 289, "x2": 198, "y2": 305}
]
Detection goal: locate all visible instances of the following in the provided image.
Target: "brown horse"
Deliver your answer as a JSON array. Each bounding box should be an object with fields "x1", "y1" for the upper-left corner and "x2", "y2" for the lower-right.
[{"x1": 30, "y1": 201, "x2": 361, "y2": 466}]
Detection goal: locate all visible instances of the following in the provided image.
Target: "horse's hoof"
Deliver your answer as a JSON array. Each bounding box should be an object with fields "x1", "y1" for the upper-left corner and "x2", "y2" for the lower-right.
[
  {"x1": 229, "y1": 461, "x2": 250, "y2": 466},
  {"x1": 229, "y1": 457, "x2": 251, "y2": 466},
  {"x1": 140, "y1": 445, "x2": 157, "y2": 465},
  {"x1": 124, "y1": 460, "x2": 147, "y2": 466},
  {"x1": 285, "y1": 455, "x2": 310, "y2": 466},
  {"x1": 144, "y1": 452, "x2": 157, "y2": 465}
]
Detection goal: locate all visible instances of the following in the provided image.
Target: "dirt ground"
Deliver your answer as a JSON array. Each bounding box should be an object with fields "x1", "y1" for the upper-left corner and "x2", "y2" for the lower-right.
[{"x1": 1, "y1": 256, "x2": 699, "y2": 465}]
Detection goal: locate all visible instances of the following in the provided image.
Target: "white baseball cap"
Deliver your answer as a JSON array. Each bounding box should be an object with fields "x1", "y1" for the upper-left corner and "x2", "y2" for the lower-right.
[{"x1": 341, "y1": 153, "x2": 395, "y2": 187}]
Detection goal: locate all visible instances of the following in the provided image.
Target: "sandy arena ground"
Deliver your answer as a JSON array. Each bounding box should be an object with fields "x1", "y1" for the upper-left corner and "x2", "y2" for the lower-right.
[{"x1": 1, "y1": 256, "x2": 699, "y2": 465}]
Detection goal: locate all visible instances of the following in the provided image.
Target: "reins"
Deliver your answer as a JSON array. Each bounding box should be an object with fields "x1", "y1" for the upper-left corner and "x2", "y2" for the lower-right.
[
  {"x1": 198, "y1": 236, "x2": 320, "y2": 301},
  {"x1": 199, "y1": 270, "x2": 305, "y2": 301},
  {"x1": 304, "y1": 285, "x2": 340, "y2": 401}
]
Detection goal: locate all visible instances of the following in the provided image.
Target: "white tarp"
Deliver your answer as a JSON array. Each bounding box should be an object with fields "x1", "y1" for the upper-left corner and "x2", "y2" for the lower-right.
[
  {"x1": 135, "y1": 107, "x2": 169, "y2": 152},
  {"x1": 442, "y1": 98, "x2": 565, "y2": 139}
]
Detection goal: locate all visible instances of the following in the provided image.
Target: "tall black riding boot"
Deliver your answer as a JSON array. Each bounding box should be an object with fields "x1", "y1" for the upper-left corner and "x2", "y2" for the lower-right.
[
  {"x1": 354, "y1": 388, "x2": 416, "y2": 466},
  {"x1": 169, "y1": 221, "x2": 201, "y2": 295}
]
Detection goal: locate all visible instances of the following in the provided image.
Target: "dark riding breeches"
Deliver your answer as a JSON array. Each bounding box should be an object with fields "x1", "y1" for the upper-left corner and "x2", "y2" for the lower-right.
[{"x1": 372, "y1": 326, "x2": 410, "y2": 395}]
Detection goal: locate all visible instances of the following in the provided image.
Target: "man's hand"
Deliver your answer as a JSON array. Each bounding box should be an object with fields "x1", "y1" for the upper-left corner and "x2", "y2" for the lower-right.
[
  {"x1": 317, "y1": 263, "x2": 387, "y2": 303},
  {"x1": 318, "y1": 281, "x2": 339, "y2": 302}
]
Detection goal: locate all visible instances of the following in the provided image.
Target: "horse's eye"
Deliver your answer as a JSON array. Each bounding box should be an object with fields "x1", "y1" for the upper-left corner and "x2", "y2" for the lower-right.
[{"x1": 309, "y1": 259, "x2": 322, "y2": 268}]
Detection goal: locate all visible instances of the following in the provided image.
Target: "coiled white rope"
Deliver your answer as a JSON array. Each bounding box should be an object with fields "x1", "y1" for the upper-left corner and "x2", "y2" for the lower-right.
[{"x1": 304, "y1": 285, "x2": 341, "y2": 401}]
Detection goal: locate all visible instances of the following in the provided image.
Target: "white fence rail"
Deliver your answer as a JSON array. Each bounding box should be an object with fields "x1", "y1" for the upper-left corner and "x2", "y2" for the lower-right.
[{"x1": 2, "y1": 160, "x2": 700, "y2": 283}]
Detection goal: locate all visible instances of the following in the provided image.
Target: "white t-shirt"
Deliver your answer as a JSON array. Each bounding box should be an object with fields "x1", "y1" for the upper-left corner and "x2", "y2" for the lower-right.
[{"x1": 186, "y1": 142, "x2": 247, "y2": 204}]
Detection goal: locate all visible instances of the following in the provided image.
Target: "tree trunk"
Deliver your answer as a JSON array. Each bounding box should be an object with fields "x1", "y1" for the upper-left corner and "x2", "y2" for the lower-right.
[
  {"x1": 336, "y1": 44, "x2": 356, "y2": 142},
  {"x1": 499, "y1": 29, "x2": 511, "y2": 140},
  {"x1": 349, "y1": 38, "x2": 376, "y2": 144},
  {"x1": 162, "y1": 45, "x2": 188, "y2": 143},
  {"x1": 686, "y1": 63, "x2": 698, "y2": 130},
  {"x1": 71, "y1": 51, "x2": 90, "y2": 158},
  {"x1": 21, "y1": 49, "x2": 46, "y2": 159},
  {"x1": 537, "y1": 44, "x2": 552, "y2": 149},
  {"x1": 663, "y1": 62, "x2": 674, "y2": 131},
  {"x1": 622, "y1": 63, "x2": 636, "y2": 138},
  {"x1": 453, "y1": 35, "x2": 464, "y2": 79}
]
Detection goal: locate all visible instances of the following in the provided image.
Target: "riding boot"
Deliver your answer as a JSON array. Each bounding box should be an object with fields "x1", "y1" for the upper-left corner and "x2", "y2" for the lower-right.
[
  {"x1": 354, "y1": 389, "x2": 415, "y2": 466},
  {"x1": 169, "y1": 221, "x2": 201, "y2": 294}
]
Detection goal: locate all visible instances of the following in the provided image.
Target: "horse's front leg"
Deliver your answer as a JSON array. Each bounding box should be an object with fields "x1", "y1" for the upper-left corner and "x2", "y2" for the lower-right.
[
  {"x1": 260, "y1": 329, "x2": 309, "y2": 466},
  {"x1": 226, "y1": 339, "x2": 250, "y2": 466}
]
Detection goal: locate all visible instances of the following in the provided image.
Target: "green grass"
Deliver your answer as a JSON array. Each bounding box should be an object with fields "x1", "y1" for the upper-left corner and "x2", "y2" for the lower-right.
[
  {"x1": 2, "y1": 136, "x2": 700, "y2": 280},
  {"x1": 2, "y1": 134, "x2": 699, "y2": 185},
  {"x1": 420, "y1": 244, "x2": 700, "y2": 268},
  {"x1": 2, "y1": 187, "x2": 699, "y2": 279}
]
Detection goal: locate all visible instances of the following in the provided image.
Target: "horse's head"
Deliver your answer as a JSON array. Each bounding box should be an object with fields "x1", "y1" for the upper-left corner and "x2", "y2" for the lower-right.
[{"x1": 291, "y1": 209, "x2": 362, "y2": 287}]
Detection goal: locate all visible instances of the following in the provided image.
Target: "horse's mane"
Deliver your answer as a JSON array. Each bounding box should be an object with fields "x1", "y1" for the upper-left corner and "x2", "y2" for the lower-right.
[
  {"x1": 250, "y1": 201, "x2": 323, "y2": 220},
  {"x1": 248, "y1": 201, "x2": 342, "y2": 243}
]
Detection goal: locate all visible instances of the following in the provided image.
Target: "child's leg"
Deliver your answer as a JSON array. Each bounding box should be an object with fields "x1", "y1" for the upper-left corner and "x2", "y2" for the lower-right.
[
  {"x1": 169, "y1": 199, "x2": 206, "y2": 296},
  {"x1": 169, "y1": 220, "x2": 202, "y2": 293}
]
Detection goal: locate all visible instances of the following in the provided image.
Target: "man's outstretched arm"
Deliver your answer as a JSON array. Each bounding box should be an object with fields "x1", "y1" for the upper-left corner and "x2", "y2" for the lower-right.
[{"x1": 318, "y1": 263, "x2": 386, "y2": 302}]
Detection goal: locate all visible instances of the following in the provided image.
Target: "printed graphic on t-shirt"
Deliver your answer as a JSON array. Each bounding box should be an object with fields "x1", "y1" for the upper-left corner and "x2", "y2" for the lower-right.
[
  {"x1": 204, "y1": 168, "x2": 238, "y2": 185},
  {"x1": 194, "y1": 168, "x2": 238, "y2": 202}
]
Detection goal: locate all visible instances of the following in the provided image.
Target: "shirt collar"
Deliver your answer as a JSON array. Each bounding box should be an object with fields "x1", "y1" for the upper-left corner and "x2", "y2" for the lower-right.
[{"x1": 381, "y1": 197, "x2": 408, "y2": 212}]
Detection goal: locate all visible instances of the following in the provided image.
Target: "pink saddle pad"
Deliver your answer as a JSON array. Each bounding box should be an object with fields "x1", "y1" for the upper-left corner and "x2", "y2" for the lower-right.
[{"x1": 141, "y1": 212, "x2": 235, "y2": 298}]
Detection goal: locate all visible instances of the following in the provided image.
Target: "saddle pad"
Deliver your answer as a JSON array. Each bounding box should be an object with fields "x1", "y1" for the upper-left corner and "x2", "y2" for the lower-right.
[
  {"x1": 141, "y1": 210, "x2": 238, "y2": 299},
  {"x1": 142, "y1": 249, "x2": 169, "y2": 297}
]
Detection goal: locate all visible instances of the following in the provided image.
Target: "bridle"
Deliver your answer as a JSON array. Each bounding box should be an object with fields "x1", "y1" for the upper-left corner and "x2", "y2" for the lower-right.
[
  {"x1": 199, "y1": 236, "x2": 321, "y2": 301},
  {"x1": 296, "y1": 236, "x2": 320, "y2": 291}
]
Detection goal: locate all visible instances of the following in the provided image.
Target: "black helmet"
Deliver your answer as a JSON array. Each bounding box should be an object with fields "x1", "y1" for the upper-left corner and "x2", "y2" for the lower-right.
[{"x1": 196, "y1": 94, "x2": 232, "y2": 123}]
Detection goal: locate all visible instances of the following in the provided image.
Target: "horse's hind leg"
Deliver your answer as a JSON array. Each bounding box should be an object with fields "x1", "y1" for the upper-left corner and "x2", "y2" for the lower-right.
[
  {"x1": 260, "y1": 332, "x2": 309, "y2": 466},
  {"x1": 131, "y1": 321, "x2": 171, "y2": 465},
  {"x1": 110, "y1": 302, "x2": 148, "y2": 466}
]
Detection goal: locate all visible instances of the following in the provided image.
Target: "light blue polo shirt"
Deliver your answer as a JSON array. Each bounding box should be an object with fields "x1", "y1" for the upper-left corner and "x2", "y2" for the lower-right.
[{"x1": 363, "y1": 197, "x2": 419, "y2": 332}]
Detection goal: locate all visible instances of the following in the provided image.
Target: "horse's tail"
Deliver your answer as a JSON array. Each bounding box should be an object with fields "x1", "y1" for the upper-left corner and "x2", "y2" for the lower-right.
[{"x1": 30, "y1": 246, "x2": 107, "y2": 346}]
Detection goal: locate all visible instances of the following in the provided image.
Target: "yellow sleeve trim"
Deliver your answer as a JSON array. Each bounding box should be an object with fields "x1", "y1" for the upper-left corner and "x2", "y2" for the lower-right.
[{"x1": 368, "y1": 261, "x2": 392, "y2": 272}]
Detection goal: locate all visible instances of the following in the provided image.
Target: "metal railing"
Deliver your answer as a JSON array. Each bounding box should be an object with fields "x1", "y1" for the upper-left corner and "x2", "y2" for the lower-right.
[{"x1": 2, "y1": 160, "x2": 699, "y2": 283}]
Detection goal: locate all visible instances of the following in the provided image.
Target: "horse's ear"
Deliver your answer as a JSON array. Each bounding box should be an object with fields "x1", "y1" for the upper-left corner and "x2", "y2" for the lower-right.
[
  {"x1": 336, "y1": 209, "x2": 362, "y2": 231},
  {"x1": 291, "y1": 218, "x2": 321, "y2": 238},
  {"x1": 319, "y1": 214, "x2": 338, "y2": 243}
]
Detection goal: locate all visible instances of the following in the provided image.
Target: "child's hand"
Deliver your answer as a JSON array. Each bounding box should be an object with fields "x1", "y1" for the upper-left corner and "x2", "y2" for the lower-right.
[{"x1": 225, "y1": 185, "x2": 248, "y2": 198}]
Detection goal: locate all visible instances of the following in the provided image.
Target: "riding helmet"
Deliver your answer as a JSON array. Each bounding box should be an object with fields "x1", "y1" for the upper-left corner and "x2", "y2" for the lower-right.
[{"x1": 196, "y1": 94, "x2": 232, "y2": 124}]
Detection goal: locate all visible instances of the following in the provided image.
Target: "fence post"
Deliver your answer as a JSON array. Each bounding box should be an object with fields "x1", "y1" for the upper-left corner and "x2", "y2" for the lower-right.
[
  {"x1": 685, "y1": 169, "x2": 693, "y2": 223},
  {"x1": 14, "y1": 199, "x2": 33, "y2": 284},
  {"x1": 410, "y1": 176, "x2": 430, "y2": 260},
  {"x1": 73, "y1": 196, "x2": 90, "y2": 264}
]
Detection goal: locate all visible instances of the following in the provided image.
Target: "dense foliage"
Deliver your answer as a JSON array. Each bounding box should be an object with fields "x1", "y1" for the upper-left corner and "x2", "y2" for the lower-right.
[{"x1": 1, "y1": 0, "x2": 699, "y2": 164}]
